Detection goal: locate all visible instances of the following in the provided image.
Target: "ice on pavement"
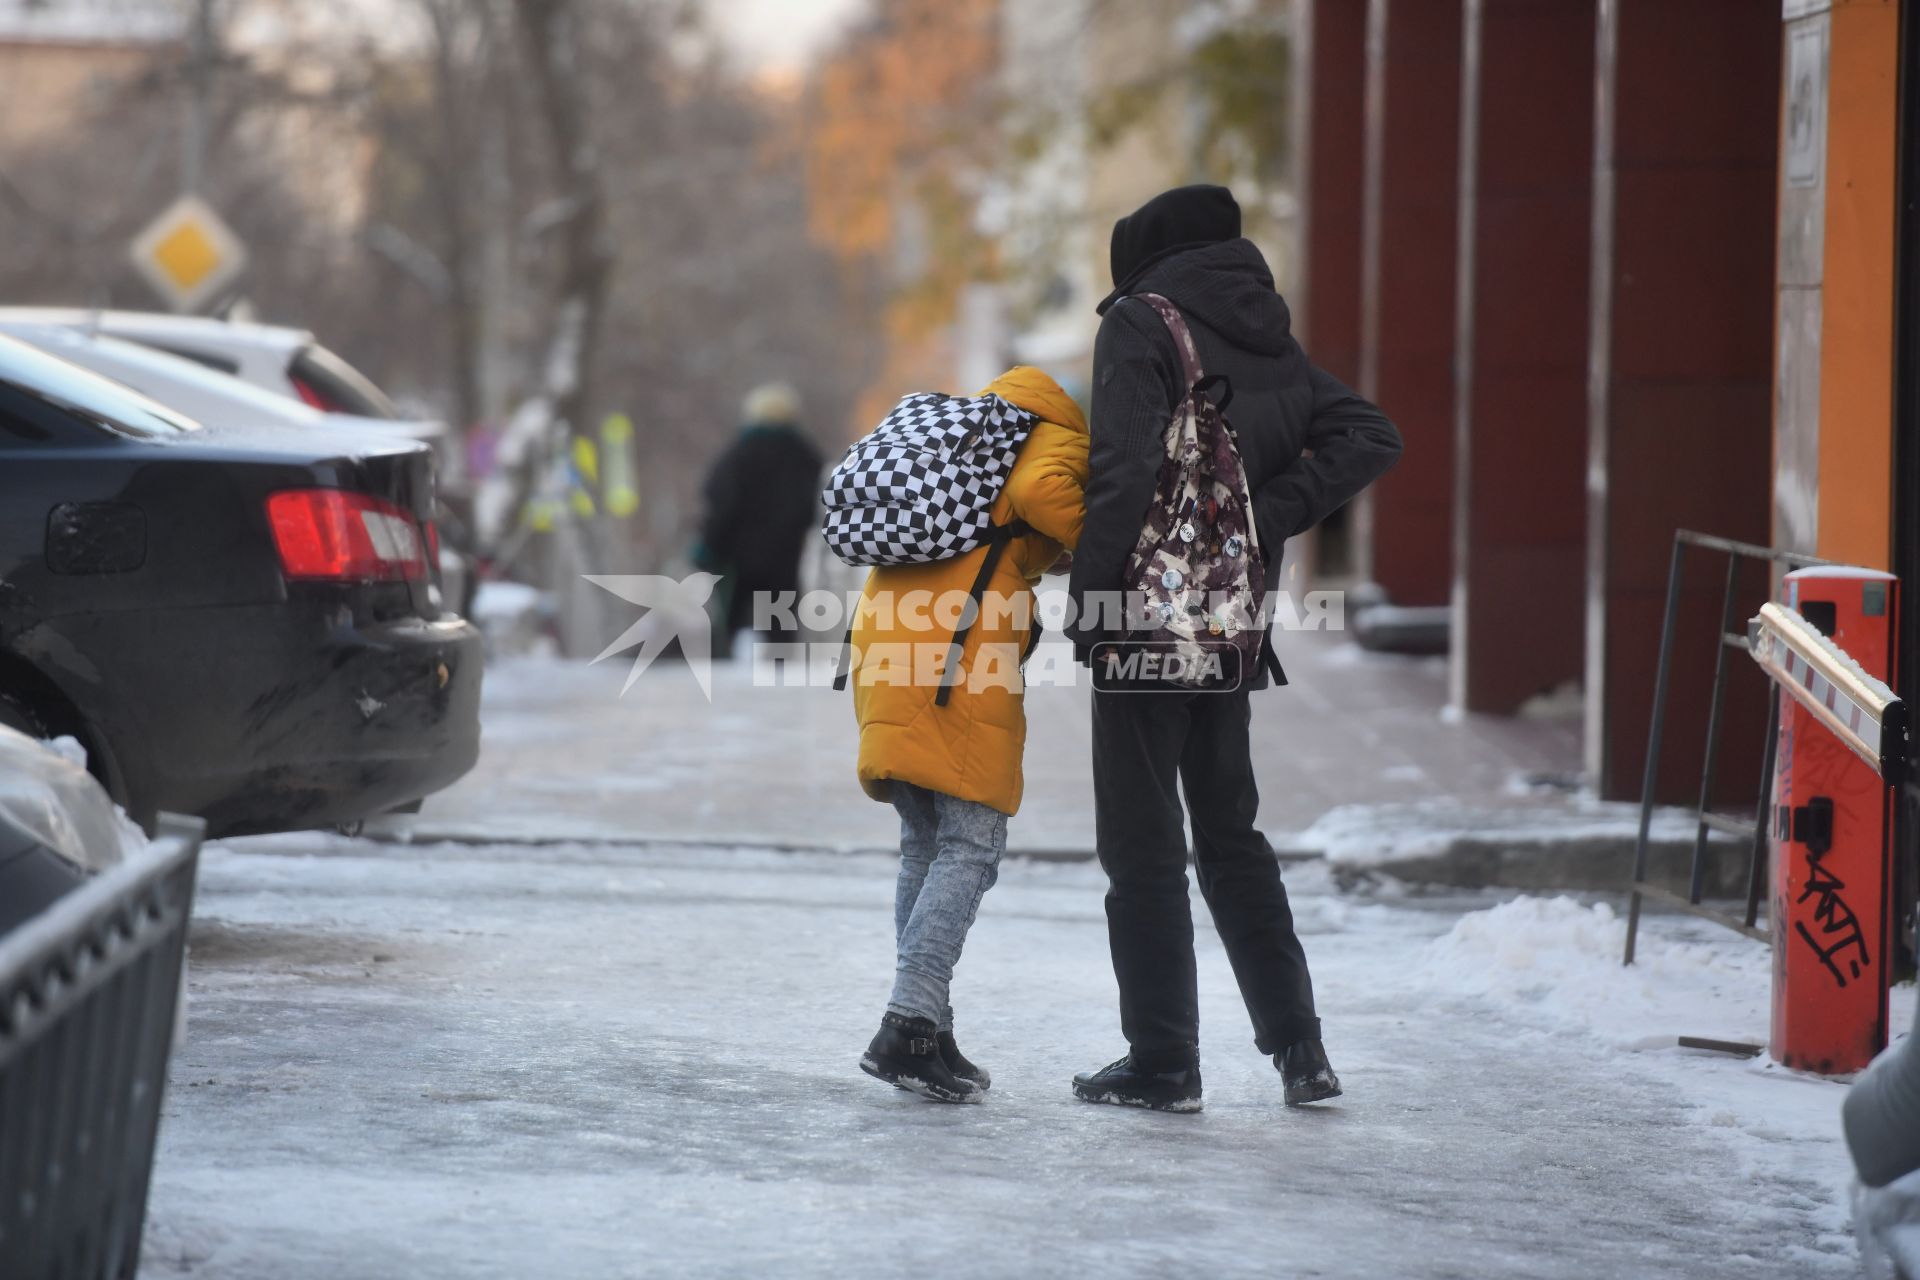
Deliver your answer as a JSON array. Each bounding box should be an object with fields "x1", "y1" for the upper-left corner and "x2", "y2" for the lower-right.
[
  {"x1": 1285, "y1": 799, "x2": 1712, "y2": 867},
  {"x1": 1422, "y1": 895, "x2": 1891, "y2": 1267},
  {"x1": 427, "y1": 630, "x2": 1591, "y2": 852},
  {"x1": 142, "y1": 836, "x2": 1865, "y2": 1278}
]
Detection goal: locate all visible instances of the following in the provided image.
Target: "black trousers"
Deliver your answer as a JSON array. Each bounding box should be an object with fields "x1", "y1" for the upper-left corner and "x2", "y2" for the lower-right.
[{"x1": 1091, "y1": 687, "x2": 1320, "y2": 1068}]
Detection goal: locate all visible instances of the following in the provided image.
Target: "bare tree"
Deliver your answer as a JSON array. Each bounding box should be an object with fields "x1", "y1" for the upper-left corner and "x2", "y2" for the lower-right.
[{"x1": 0, "y1": 0, "x2": 881, "y2": 610}]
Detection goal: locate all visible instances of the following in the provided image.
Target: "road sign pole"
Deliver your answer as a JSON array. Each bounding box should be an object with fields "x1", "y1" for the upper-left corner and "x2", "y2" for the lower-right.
[{"x1": 182, "y1": 0, "x2": 215, "y2": 195}]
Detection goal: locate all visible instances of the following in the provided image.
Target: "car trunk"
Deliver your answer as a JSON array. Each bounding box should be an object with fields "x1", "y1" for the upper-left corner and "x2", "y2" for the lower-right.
[{"x1": 134, "y1": 420, "x2": 445, "y2": 621}]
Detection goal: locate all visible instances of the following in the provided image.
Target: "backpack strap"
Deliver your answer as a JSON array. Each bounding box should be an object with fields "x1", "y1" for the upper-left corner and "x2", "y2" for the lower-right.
[
  {"x1": 832, "y1": 519, "x2": 1035, "y2": 702},
  {"x1": 934, "y1": 519, "x2": 1032, "y2": 707},
  {"x1": 1131, "y1": 293, "x2": 1235, "y2": 413},
  {"x1": 1261, "y1": 634, "x2": 1288, "y2": 687},
  {"x1": 1133, "y1": 293, "x2": 1206, "y2": 392},
  {"x1": 830, "y1": 621, "x2": 856, "y2": 691}
]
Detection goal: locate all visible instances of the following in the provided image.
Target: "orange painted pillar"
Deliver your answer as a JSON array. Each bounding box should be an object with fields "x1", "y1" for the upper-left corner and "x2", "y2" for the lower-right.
[
  {"x1": 1770, "y1": 566, "x2": 1898, "y2": 1074},
  {"x1": 1773, "y1": 0, "x2": 1899, "y2": 567}
]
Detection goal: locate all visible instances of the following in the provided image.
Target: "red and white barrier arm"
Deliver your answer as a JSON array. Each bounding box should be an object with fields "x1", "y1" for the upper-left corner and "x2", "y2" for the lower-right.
[{"x1": 1748, "y1": 601, "x2": 1909, "y2": 785}]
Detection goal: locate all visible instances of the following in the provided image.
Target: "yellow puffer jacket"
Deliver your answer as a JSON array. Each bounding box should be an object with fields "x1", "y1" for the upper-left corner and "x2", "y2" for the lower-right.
[{"x1": 852, "y1": 367, "x2": 1089, "y2": 815}]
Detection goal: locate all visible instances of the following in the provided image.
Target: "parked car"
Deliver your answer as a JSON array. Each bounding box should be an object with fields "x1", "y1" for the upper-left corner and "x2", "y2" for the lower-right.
[
  {"x1": 0, "y1": 323, "x2": 473, "y2": 615},
  {"x1": 0, "y1": 307, "x2": 398, "y2": 413},
  {"x1": 0, "y1": 308, "x2": 462, "y2": 489},
  {"x1": 0, "y1": 332, "x2": 482, "y2": 836}
]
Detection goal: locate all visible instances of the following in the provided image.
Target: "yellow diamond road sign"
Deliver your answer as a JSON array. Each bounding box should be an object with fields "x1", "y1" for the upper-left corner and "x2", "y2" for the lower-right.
[{"x1": 129, "y1": 195, "x2": 247, "y2": 313}]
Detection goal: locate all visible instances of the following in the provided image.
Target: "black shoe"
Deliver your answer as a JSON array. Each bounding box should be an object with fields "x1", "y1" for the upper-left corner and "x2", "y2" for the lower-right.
[
  {"x1": 938, "y1": 1029, "x2": 990, "y2": 1092},
  {"x1": 1275, "y1": 1039, "x2": 1342, "y2": 1105},
  {"x1": 861, "y1": 1014, "x2": 981, "y2": 1103},
  {"x1": 1072, "y1": 1055, "x2": 1202, "y2": 1113}
]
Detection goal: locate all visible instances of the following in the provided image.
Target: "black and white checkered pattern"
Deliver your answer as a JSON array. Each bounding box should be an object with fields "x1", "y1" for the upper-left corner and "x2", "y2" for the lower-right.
[{"x1": 821, "y1": 392, "x2": 1037, "y2": 566}]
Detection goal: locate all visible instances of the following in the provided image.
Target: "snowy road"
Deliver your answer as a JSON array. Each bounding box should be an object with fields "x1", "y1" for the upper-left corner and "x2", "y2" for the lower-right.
[{"x1": 142, "y1": 835, "x2": 1862, "y2": 1279}]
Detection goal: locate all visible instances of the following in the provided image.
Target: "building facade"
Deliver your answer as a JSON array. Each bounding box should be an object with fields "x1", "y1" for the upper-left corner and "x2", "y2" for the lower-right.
[{"x1": 1296, "y1": 0, "x2": 1916, "y2": 867}]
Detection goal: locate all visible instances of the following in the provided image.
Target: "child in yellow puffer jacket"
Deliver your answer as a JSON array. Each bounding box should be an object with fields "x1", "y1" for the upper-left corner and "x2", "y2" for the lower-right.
[{"x1": 851, "y1": 366, "x2": 1088, "y2": 1103}]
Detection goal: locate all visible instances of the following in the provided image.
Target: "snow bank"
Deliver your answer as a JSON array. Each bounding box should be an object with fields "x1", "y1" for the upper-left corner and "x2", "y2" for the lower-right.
[
  {"x1": 0, "y1": 726, "x2": 146, "y2": 872},
  {"x1": 1419, "y1": 896, "x2": 1769, "y2": 1047}
]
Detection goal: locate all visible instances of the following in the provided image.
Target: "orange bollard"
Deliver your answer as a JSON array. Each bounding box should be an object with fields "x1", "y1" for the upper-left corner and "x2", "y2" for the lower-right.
[{"x1": 1770, "y1": 566, "x2": 1899, "y2": 1074}]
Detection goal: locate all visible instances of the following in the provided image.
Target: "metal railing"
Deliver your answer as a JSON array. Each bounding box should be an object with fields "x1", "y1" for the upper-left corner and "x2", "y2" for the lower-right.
[
  {"x1": 0, "y1": 815, "x2": 204, "y2": 1280},
  {"x1": 1622, "y1": 531, "x2": 1830, "y2": 964}
]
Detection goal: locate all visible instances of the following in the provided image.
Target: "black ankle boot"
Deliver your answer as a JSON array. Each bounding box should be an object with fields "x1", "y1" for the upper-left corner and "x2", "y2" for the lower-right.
[
  {"x1": 938, "y1": 1030, "x2": 990, "y2": 1091},
  {"x1": 861, "y1": 1013, "x2": 981, "y2": 1103},
  {"x1": 1275, "y1": 1039, "x2": 1342, "y2": 1105},
  {"x1": 1072, "y1": 1054, "x2": 1202, "y2": 1113}
]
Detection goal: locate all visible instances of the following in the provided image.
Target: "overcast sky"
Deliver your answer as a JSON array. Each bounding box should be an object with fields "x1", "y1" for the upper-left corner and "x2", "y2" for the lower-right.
[{"x1": 704, "y1": 0, "x2": 867, "y2": 75}]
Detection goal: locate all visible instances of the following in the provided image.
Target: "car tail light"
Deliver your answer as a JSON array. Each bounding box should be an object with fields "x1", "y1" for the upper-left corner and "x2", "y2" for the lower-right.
[
  {"x1": 290, "y1": 374, "x2": 343, "y2": 414},
  {"x1": 267, "y1": 489, "x2": 428, "y2": 582}
]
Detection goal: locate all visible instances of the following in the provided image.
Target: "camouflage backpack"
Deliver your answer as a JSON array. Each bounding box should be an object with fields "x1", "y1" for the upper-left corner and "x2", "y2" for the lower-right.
[{"x1": 1115, "y1": 293, "x2": 1270, "y2": 689}]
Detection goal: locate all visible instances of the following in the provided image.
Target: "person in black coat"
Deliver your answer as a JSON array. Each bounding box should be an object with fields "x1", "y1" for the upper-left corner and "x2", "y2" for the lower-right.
[
  {"x1": 694, "y1": 384, "x2": 826, "y2": 652},
  {"x1": 1066, "y1": 185, "x2": 1402, "y2": 1113}
]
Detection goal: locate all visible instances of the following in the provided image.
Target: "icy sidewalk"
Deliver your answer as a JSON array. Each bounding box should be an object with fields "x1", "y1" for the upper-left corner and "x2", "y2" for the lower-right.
[
  {"x1": 423, "y1": 629, "x2": 1589, "y2": 859},
  {"x1": 143, "y1": 835, "x2": 1861, "y2": 1279}
]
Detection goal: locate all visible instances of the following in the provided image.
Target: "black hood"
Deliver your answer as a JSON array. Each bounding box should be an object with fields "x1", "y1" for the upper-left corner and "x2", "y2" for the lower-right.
[
  {"x1": 1096, "y1": 237, "x2": 1294, "y2": 357},
  {"x1": 1105, "y1": 184, "x2": 1242, "y2": 296}
]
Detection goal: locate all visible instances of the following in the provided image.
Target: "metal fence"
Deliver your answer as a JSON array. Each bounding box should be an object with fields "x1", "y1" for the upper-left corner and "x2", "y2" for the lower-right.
[
  {"x1": 0, "y1": 815, "x2": 204, "y2": 1280},
  {"x1": 1622, "y1": 530, "x2": 1830, "y2": 964}
]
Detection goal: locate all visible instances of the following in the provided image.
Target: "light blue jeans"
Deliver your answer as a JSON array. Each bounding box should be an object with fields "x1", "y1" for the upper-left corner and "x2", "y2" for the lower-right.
[{"x1": 888, "y1": 782, "x2": 1008, "y2": 1028}]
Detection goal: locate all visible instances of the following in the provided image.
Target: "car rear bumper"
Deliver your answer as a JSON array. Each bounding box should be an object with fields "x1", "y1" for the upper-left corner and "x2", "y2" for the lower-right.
[{"x1": 42, "y1": 605, "x2": 483, "y2": 836}]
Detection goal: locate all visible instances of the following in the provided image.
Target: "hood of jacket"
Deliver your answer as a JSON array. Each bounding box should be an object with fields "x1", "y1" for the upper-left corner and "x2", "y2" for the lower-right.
[
  {"x1": 1095, "y1": 238, "x2": 1294, "y2": 358},
  {"x1": 981, "y1": 365, "x2": 1087, "y2": 434},
  {"x1": 1105, "y1": 183, "x2": 1242, "y2": 296}
]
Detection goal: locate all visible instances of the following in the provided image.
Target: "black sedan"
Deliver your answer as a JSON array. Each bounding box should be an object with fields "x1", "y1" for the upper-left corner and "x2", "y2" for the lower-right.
[{"x1": 0, "y1": 333, "x2": 482, "y2": 836}]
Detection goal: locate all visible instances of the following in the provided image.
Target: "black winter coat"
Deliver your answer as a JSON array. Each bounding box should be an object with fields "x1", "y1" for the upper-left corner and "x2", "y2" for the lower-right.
[
  {"x1": 696, "y1": 424, "x2": 825, "y2": 630},
  {"x1": 1065, "y1": 238, "x2": 1403, "y2": 676}
]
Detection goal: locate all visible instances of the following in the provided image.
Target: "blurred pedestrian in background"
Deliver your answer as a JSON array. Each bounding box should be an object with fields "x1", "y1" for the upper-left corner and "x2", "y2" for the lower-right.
[{"x1": 694, "y1": 383, "x2": 825, "y2": 656}]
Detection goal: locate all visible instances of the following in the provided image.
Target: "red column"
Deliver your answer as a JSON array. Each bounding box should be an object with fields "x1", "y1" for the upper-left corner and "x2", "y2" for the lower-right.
[
  {"x1": 1451, "y1": 0, "x2": 1593, "y2": 713},
  {"x1": 1588, "y1": 1, "x2": 1779, "y2": 801},
  {"x1": 1360, "y1": 0, "x2": 1460, "y2": 607},
  {"x1": 1297, "y1": 0, "x2": 1366, "y2": 387}
]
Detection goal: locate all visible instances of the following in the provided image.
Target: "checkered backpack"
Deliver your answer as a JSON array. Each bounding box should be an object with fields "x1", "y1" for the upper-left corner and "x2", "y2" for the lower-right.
[
  {"x1": 823, "y1": 390, "x2": 1039, "y2": 705},
  {"x1": 821, "y1": 391, "x2": 1037, "y2": 566}
]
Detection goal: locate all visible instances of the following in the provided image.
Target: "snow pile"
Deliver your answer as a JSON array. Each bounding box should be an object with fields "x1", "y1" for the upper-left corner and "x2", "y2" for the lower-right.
[
  {"x1": 0, "y1": 726, "x2": 146, "y2": 871},
  {"x1": 1417, "y1": 895, "x2": 1769, "y2": 1047},
  {"x1": 40, "y1": 734, "x2": 90, "y2": 768}
]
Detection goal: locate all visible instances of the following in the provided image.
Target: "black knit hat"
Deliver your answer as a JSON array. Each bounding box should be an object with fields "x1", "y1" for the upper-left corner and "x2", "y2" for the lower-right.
[{"x1": 1100, "y1": 184, "x2": 1242, "y2": 313}]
